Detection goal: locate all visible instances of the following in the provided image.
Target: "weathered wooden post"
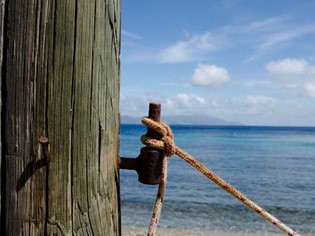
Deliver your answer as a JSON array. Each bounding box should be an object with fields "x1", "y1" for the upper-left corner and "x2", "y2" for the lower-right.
[{"x1": 0, "y1": 0, "x2": 121, "y2": 235}]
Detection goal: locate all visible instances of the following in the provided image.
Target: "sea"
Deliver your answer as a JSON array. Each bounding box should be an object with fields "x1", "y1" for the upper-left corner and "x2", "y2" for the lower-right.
[{"x1": 119, "y1": 124, "x2": 315, "y2": 235}]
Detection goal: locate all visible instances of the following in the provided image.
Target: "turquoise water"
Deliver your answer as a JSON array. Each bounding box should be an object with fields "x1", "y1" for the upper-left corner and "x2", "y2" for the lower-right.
[{"x1": 119, "y1": 125, "x2": 315, "y2": 234}]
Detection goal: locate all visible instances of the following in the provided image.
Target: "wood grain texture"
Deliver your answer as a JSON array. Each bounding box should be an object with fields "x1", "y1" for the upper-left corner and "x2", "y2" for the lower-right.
[{"x1": 2, "y1": 0, "x2": 121, "y2": 235}]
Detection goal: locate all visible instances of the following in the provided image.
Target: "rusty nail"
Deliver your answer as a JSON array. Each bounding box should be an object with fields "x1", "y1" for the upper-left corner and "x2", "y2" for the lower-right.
[{"x1": 39, "y1": 136, "x2": 50, "y2": 162}]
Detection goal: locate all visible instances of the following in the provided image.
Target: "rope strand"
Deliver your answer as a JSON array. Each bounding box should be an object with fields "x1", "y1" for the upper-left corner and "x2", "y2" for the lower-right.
[
  {"x1": 141, "y1": 117, "x2": 300, "y2": 236},
  {"x1": 147, "y1": 155, "x2": 167, "y2": 236}
]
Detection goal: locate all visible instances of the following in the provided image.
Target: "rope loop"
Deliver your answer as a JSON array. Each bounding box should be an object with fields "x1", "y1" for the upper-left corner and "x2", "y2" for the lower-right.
[{"x1": 141, "y1": 117, "x2": 175, "y2": 157}]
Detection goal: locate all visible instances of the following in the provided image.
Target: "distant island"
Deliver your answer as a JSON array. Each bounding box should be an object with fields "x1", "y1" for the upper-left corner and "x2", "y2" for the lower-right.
[{"x1": 121, "y1": 115, "x2": 241, "y2": 126}]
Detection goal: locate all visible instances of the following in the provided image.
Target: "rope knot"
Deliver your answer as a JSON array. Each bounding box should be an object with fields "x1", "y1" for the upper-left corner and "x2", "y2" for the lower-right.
[
  {"x1": 162, "y1": 136, "x2": 175, "y2": 157},
  {"x1": 141, "y1": 117, "x2": 176, "y2": 157}
]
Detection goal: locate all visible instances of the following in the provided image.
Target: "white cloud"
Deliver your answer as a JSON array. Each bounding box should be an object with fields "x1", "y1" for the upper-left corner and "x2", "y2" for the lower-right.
[
  {"x1": 121, "y1": 30, "x2": 142, "y2": 47},
  {"x1": 259, "y1": 25, "x2": 315, "y2": 51},
  {"x1": 120, "y1": 92, "x2": 315, "y2": 126},
  {"x1": 204, "y1": 96, "x2": 278, "y2": 117},
  {"x1": 248, "y1": 17, "x2": 289, "y2": 31},
  {"x1": 266, "y1": 58, "x2": 315, "y2": 78},
  {"x1": 191, "y1": 64, "x2": 230, "y2": 87},
  {"x1": 242, "y1": 95, "x2": 277, "y2": 114},
  {"x1": 241, "y1": 19, "x2": 315, "y2": 62},
  {"x1": 123, "y1": 19, "x2": 315, "y2": 63},
  {"x1": 176, "y1": 93, "x2": 205, "y2": 105},
  {"x1": 304, "y1": 83, "x2": 315, "y2": 97},
  {"x1": 266, "y1": 58, "x2": 315, "y2": 98},
  {"x1": 120, "y1": 93, "x2": 206, "y2": 118},
  {"x1": 122, "y1": 30, "x2": 142, "y2": 40},
  {"x1": 158, "y1": 32, "x2": 219, "y2": 63},
  {"x1": 164, "y1": 93, "x2": 205, "y2": 115}
]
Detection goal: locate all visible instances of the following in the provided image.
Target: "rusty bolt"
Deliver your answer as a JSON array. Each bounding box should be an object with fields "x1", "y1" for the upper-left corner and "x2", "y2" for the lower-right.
[
  {"x1": 137, "y1": 103, "x2": 164, "y2": 185},
  {"x1": 119, "y1": 103, "x2": 164, "y2": 185}
]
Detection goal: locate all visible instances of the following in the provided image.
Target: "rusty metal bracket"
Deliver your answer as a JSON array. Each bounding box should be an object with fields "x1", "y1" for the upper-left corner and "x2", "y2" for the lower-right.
[{"x1": 119, "y1": 103, "x2": 163, "y2": 185}]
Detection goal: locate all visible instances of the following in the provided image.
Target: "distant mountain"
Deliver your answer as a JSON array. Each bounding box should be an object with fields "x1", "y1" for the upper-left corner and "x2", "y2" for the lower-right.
[{"x1": 121, "y1": 115, "x2": 241, "y2": 126}]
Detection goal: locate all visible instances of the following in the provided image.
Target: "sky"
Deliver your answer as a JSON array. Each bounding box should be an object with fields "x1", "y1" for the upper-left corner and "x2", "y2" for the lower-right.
[{"x1": 120, "y1": 0, "x2": 315, "y2": 126}]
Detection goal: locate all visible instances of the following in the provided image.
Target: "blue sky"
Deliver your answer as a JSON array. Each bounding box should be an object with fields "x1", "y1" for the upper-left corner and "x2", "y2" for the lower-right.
[{"x1": 120, "y1": 1, "x2": 315, "y2": 126}]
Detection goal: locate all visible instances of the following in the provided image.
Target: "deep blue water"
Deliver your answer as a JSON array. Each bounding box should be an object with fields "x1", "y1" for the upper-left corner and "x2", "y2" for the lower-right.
[{"x1": 119, "y1": 124, "x2": 315, "y2": 234}]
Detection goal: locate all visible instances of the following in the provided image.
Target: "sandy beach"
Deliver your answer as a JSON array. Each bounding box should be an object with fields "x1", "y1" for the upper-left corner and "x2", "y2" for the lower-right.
[{"x1": 121, "y1": 225, "x2": 289, "y2": 236}]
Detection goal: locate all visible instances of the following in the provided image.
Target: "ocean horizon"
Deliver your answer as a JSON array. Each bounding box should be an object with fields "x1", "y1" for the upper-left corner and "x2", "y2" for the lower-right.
[
  {"x1": 119, "y1": 124, "x2": 315, "y2": 235},
  {"x1": 121, "y1": 121, "x2": 315, "y2": 128}
]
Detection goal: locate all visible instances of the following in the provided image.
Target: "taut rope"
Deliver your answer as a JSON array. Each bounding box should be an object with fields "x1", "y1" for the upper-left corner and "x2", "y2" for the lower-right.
[{"x1": 141, "y1": 117, "x2": 300, "y2": 236}]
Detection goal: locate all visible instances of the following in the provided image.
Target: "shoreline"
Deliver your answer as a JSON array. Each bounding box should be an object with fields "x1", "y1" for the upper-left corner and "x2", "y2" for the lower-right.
[{"x1": 121, "y1": 225, "x2": 288, "y2": 236}]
